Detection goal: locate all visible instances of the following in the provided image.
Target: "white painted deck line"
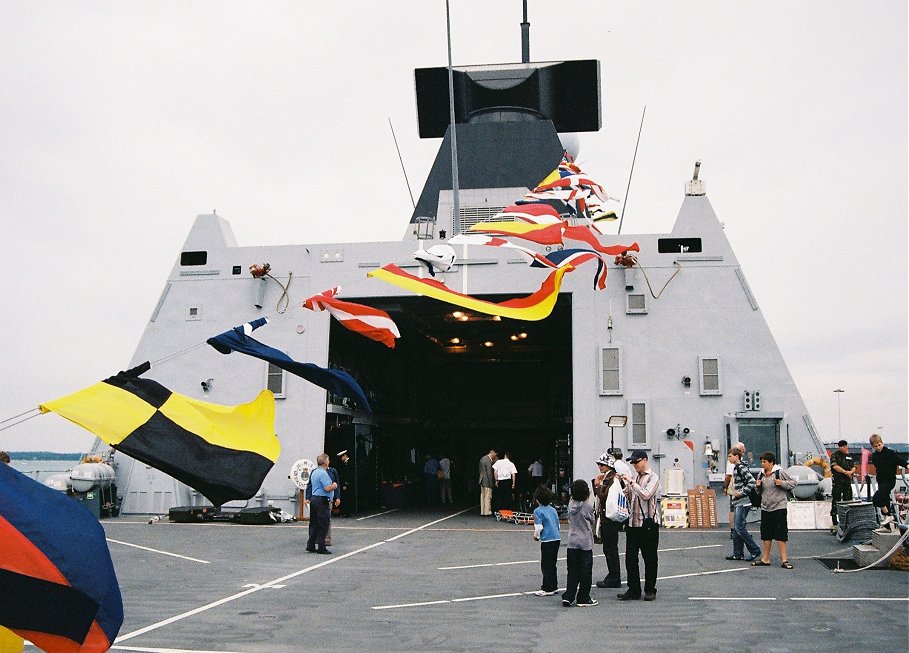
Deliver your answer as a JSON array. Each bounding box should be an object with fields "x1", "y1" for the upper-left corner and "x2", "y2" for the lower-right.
[
  {"x1": 105, "y1": 538, "x2": 210, "y2": 564},
  {"x1": 111, "y1": 647, "x2": 248, "y2": 653},
  {"x1": 438, "y1": 543, "x2": 722, "y2": 570},
  {"x1": 371, "y1": 566, "x2": 748, "y2": 610},
  {"x1": 115, "y1": 508, "x2": 471, "y2": 643},
  {"x1": 790, "y1": 597, "x2": 909, "y2": 601},
  {"x1": 356, "y1": 508, "x2": 399, "y2": 520},
  {"x1": 689, "y1": 597, "x2": 777, "y2": 601}
]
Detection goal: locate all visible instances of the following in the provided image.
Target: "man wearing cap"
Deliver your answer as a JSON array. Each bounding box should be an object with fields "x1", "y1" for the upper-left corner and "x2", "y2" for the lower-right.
[
  {"x1": 618, "y1": 450, "x2": 662, "y2": 601},
  {"x1": 592, "y1": 452, "x2": 623, "y2": 589},
  {"x1": 336, "y1": 450, "x2": 351, "y2": 516},
  {"x1": 829, "y1": 440, "x2": 854, "y2": 529}
]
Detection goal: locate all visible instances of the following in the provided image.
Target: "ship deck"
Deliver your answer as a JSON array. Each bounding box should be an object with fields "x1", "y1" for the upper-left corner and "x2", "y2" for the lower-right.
[{"x1": 94, "y1": 507, "x2": 907, "y2": 652}]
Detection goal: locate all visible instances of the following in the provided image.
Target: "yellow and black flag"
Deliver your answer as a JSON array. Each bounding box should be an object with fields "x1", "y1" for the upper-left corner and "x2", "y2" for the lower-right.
[{"x1": 39, "y1": 364, "x2": 279, "y2": 507}]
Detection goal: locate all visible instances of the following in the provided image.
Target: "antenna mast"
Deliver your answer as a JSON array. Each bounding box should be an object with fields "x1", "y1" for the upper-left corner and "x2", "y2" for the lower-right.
[
  {"x1": 388, "y1": 118, "x2": 415, "y2": 208},
  {"x1": 618, "y1": 105, "x2": 646, "y2": 235},
  {"x1": 445, "y1": 0, "x2": 460, "y2": 233},
  {"x1": 521, "y1": 0, "x2": 530, "y2": 63}
]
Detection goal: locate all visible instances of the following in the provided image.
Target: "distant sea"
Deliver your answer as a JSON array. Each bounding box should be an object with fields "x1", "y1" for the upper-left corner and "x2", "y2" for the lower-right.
[{"x1": 9, "y1": 458, "x2": 80, "y2": 483}]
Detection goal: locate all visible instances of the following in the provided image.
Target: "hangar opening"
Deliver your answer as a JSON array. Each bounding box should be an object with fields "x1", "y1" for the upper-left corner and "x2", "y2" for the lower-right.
[{"x1": 324, "y1": 294, "x2": 573, "y2": 514}]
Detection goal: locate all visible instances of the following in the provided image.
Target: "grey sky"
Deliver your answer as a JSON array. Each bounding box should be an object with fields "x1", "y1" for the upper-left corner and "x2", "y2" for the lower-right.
[{"x1": 1, "y1": 1, "x2": 906, "y2": 452}]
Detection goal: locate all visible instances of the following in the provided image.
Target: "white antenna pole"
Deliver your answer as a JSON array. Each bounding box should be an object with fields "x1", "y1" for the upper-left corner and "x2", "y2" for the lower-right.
[{"x1": 445, "y1": 0, "x2": 460, "y2": 237}]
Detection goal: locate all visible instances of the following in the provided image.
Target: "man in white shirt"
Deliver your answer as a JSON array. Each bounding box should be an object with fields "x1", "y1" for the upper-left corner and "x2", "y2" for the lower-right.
[
  {"x1": 492, "y1": 452, "x2": 518, "y2": 511},
  {"x1": 528, "y1": 458, "x2": 545, "y2": 487}
]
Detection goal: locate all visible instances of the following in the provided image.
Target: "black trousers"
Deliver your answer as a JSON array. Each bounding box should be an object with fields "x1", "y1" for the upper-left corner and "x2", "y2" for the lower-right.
[
  {"x1": 492, "y1": 481, "x2": 512, "y2": 511},
  {"x1": 563, "y1": 548, "x2": 593, "y2": 604},
  {"x1": 600, "y1": 519, "x2": 622, "y2": 582},
  {"x1": 625, "y1": 524, "x2": 659, "y2": 596},
  {"x1": 307, "y1": 497, "x2": 331, "y2": 551},
  {"x1": 830, "y1": 482, "x2": 853, "y2": 523},
  {"x1": 540, "y1": 540, "x2": 560, "y2": 592}
]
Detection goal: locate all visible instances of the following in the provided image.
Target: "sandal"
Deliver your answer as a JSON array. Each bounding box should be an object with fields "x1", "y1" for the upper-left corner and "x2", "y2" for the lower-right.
[
  {"x1": 781, "y1": 561, "x2": 793, "y2": 569},
  {"x1": 751, "y1": 559, "x2": 771, "y2": 566}
]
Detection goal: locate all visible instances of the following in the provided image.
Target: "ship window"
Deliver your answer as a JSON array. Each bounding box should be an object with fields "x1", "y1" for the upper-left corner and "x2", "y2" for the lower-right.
[
  {"x1": 267, "y1": 363, "x2": 286, "y2": 399},
  {"x1": 628, "y1": 400, "x2": 650, "y2": 449},
  {"x1": 699, "y1": 356, "x2": 721, "y2": 395},
  {"x1": 186, "y1": 305, "x2": 201, "y2": 321},
  {"x1": 626, "y1": 294, "x2": 647, "y2": 314},
  {"x1": 232, "y1": 265, "x2": 242, "y2": 275},
  {"x1": 180, "y1": 251, "x2": 208, "y2": 266},
  {"x1": 599, "y1": 346, "x2": 622, "y2": 396}
]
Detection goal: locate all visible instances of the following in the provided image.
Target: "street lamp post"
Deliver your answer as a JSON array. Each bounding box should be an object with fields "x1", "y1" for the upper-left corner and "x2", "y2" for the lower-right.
[{"x1": 833, "y1": 389, "x2": 844, "y2": 441}]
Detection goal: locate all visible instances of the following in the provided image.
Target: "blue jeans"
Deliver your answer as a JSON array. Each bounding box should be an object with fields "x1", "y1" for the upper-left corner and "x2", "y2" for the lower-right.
[{"x1": 732, "y1": 503, "x2": 761, "y2": 558}]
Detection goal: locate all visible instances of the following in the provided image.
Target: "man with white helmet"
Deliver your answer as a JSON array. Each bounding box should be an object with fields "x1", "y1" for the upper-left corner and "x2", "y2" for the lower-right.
[{"x1": 592, "y1": 451, "x2": 624, "y2": 589}]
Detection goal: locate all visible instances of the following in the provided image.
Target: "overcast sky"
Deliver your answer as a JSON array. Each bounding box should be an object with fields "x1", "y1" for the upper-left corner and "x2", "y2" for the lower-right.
[{"x1": 1, "y1": 1, "x2": 906, "y2": 452}]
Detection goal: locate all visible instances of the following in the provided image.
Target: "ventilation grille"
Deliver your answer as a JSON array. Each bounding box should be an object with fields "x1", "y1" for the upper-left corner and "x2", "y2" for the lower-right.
[{"x1": 454, "y1": 206, "x2": 507, "y2": 235}]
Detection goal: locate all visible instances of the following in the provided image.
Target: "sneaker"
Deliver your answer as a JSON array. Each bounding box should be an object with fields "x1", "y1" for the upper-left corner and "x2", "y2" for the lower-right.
[
  {"x1": 725, "y1": 555, "x2": 744, "y2": 561},
  {"x1": 745, "y1": 554, "x2": 759, "y2": 562},
  {"x1": 617, "y1": 591, "x2": 640, "y2": 601},
  {"x1": 596, "y1": 579, "x2": 622, "y2": 588},
  {"x1": 534, "y1": 590, "x2": 557, "y2": 596},
  {"x1": 562, "y1": 599, "x2": 572, "y2": 607},
  {"x1": 576, "y1": 599, "x2": 599, "y2": 607},
  {"x1": 880, "y1": 515, "x2": 895, "y2": 526},
  {"x1": 643, "y1": 592, "x2": 656, "y2": 601}
]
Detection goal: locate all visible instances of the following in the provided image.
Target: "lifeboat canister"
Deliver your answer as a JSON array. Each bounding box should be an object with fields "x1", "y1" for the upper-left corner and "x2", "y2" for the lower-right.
[
  {"x1": 69, "y1": 462, "x2": 115, "y2": 493},
  {"x1": 45, "y1": 473, "x2": 73, "y2": 493}
]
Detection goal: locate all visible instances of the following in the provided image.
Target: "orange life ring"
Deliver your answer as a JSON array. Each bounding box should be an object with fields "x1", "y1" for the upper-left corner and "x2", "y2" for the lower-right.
[{"x1": 805, "y1": 457, "x2": 831, "y2": 478}]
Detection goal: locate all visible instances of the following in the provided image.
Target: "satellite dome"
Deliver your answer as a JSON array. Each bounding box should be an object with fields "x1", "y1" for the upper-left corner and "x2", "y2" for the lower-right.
[{"x1": 413, "y1": 244, "x2": 456, "y2": 277}]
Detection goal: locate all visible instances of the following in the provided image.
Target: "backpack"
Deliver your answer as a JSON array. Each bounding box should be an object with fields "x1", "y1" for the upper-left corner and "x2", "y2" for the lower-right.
[
  {"x1": 736, "y1": 463, "x2": 761, "y2": 508},
  {"x1": 773, "y1": 469, "x2": 794, "y2": 501}
]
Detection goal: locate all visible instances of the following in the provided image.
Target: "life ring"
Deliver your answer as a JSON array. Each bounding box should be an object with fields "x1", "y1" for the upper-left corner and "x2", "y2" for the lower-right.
[{"x1": 805, "y1": 457, "x2": 831, "y2": 478}]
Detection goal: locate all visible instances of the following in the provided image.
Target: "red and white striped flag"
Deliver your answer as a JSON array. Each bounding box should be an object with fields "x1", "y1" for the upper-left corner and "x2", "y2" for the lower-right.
[{"x1": 303, "y1": 287, "x2": 400, "y2": 348}]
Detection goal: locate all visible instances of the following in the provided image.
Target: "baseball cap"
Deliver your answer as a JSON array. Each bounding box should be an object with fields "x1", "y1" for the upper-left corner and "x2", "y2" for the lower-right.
[{"x1": 626, "y1": 450, "x2": 648, "y2": 464}]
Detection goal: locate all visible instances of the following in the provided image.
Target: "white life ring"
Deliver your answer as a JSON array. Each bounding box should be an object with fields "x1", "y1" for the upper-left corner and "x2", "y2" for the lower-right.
[{"x1": 290, "y1": 458, "x2": 316, "y2": 490}]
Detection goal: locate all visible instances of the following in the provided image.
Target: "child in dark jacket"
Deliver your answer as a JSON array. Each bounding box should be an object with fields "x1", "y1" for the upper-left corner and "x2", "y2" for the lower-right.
[{"x1": 562, "y1": 479, "x2": 597, "y2": 607}]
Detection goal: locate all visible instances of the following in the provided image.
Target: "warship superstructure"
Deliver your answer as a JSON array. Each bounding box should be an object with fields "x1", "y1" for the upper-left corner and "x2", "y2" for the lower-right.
[{"x1": 95, "y1": 52, "x2": 825, "y2": 519}]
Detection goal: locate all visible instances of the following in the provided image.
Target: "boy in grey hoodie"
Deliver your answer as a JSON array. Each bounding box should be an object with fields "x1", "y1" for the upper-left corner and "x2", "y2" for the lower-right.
[
  {"x1": 752, "y1": 451, "x2": 797, "y2": 569},
  {"x1": 561, "y1": 479, "x2": 597, "y2": 607}
]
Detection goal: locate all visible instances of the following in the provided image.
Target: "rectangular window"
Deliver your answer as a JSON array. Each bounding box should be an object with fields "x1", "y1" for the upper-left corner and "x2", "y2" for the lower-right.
[
  {"x1": 699, "y1": 356, "x2": 721, "y2": 395},
  {"x1": 180, "y1": 251, "x2": 208, "y2": 266},
  {"x1": 266, "y1": 363, "x2": 286, "y2": 399},
  {"x1": 599, "y1": 346, "x2": 622, "y2": 395},
  {"x1": 626, "y1": 293, "x2": 647, "y2": 314},
  {"x1": 628, "y1": 400, "x2": 650, "y2": 449}
]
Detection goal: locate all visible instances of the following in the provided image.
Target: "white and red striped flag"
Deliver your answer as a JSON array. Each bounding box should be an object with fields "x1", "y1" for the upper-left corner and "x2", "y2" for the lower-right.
[{"x1": 303, "y1": 287, "x2": 400, "y2": 348}]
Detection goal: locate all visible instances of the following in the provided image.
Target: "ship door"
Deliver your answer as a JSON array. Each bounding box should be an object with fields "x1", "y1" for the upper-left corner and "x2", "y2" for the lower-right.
[{"x1": 726, "y1": 415, "x2": 782, "y2": 468}]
